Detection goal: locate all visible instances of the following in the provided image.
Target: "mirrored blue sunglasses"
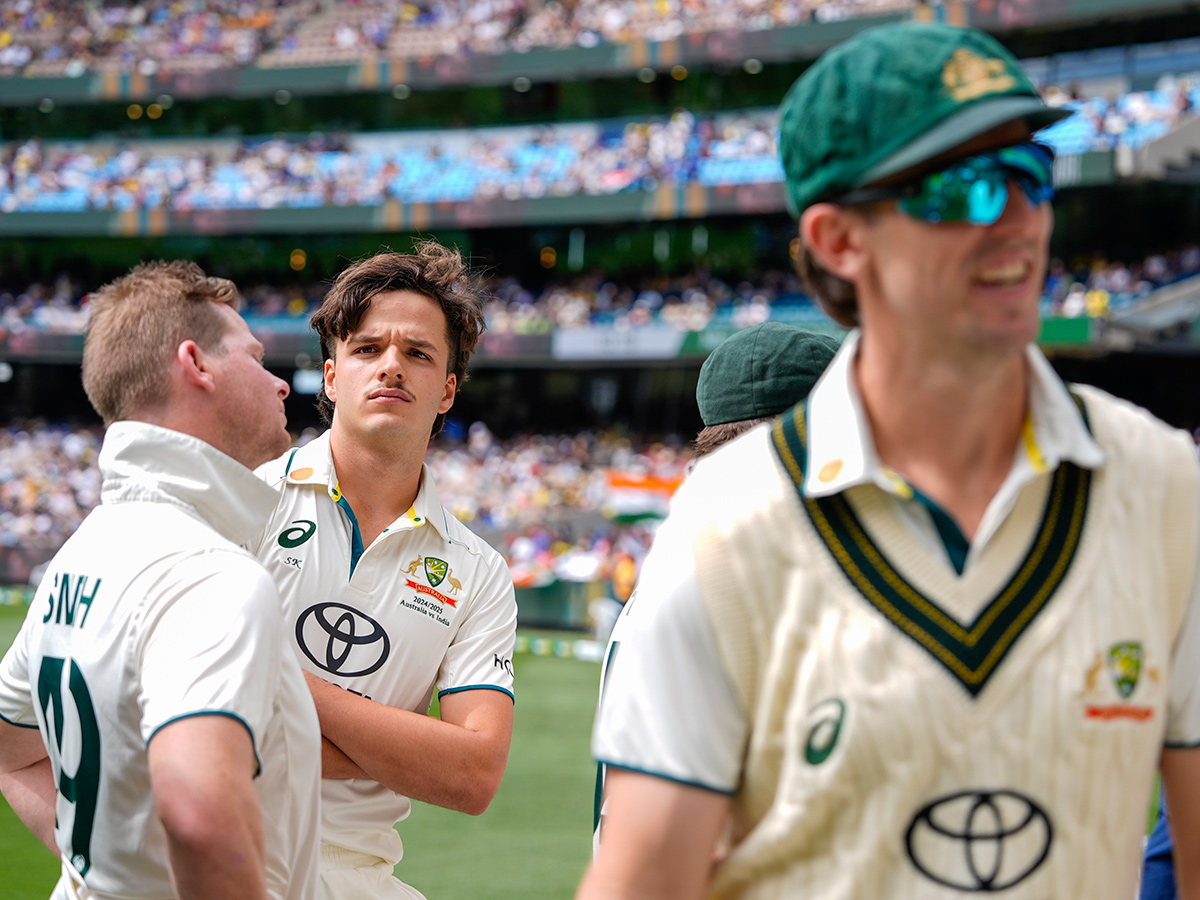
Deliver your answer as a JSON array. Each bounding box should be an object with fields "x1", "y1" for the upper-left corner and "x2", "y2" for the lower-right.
[{"x1": 832, "y1": 141, "x2": 1056, "y2": 225}]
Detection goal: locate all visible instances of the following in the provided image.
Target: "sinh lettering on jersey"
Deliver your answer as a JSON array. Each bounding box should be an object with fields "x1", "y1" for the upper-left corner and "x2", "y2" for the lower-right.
[{"x1": 42, "y1": 572, "x2": 101, "y2": 628}]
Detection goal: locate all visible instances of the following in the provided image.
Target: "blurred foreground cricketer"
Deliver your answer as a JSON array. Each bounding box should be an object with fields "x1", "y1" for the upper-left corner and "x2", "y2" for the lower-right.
[
  {"x1": 593, "y1": 321, "x2": 839, "y2": 853},
  {"x1": 579, "y1": 22, "x2": 1200, "y2": 900},
  {"x1": 0, "y1": 262, "x2": 322, "y2": 900},
  {"x1": 253, "y1": 243, "x2": 516, "y2": 900}
]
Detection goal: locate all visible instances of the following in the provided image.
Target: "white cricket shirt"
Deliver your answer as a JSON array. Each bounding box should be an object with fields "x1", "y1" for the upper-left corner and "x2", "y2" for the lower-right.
[
  {"x1": 255, "y1": 431, "x2": 516, "y2": 864},
  {"x1": 0, "y1": 422, "x2": 322, "y2": 900}
]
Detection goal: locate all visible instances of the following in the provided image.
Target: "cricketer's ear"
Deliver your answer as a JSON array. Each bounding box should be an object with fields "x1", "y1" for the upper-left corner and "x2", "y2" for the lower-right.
[
  {"x1": 175, "y1": 340, "x2": 216, "y2": 394},
  {"x1": 323, "y1": 357, "x2": 338, "y2": 404},
  {"x1": 437, "y1": 373, "x2": 457, "y2": 416},
  {"x1": 800, "y1": 202, "x2": 875, "y2": 285}
]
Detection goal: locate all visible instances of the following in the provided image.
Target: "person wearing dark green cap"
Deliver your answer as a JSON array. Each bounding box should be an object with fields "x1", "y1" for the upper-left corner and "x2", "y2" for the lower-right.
[
  {"x1": 692, "y1": 322, "x2": 840, "y2": 459},
  {"x1": 581, "y1": 20, "x2": 1200, "y2": 900},
  {"x1": 591, "y1": 322, "x2": 838, "y2": 855}
]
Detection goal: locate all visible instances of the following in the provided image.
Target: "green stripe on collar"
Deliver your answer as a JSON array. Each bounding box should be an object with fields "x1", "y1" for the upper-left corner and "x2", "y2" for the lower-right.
[
  {"x1": 770, "y1": 400, "x2": 1091, "y2": 698},
  {"x1": 335, "y1": 493, "x2": 366, "y2": 578}
]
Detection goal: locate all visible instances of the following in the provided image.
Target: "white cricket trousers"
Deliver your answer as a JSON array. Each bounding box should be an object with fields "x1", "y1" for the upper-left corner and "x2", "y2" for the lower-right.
[{"x1": 320, "y1": 842, "x2": 427, "y2": 900}]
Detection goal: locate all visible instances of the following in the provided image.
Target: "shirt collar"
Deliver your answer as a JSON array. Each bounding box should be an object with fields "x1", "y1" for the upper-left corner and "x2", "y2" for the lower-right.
[
  {"x1": 409, "y1": 464, "x2": 449, "y2": 539},
  {"x1": 803, "y1": 329, "x2": 1106, "y2": 500},
  {"x1": 276, "y1": 430, "x2": 451, "y2": 539},
  {"x1": 99, "y1": 421, "x2": 281, "y2": 549}
]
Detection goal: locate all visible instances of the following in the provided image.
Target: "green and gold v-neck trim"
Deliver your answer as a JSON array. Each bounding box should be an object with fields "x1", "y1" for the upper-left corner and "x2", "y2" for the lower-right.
[{"x1": 771, "y1": 400, "x2": 1092, "y2": 698}]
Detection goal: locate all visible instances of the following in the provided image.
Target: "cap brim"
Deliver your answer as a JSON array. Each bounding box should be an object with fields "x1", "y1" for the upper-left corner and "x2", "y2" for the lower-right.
[{"x1": 856, "y1": 97, "x2": 1072, "y2": 187}]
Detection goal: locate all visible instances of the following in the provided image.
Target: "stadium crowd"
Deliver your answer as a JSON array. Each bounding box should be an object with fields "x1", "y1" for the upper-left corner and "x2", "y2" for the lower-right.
[
  {"x1": 0, "y1": 0, "x2": 914, "y2": 76},
  {"x1": 1040, "y1": 75, "x2": 1197, "y2": 155},
  {"x1": 3, "y1": 244, "x2": 1199, "y2": 339},
  {"x1": 0, "y1": 418, "x2": 102, "y2": 550},
  {"x1": 1041, "y1": 243, "x2": 1200, "y2": 318},
  {"x1": 0, "y1": 109, "x2": 776, "y2": 213},
  {"x1": 0, "y1": 416, "x2": 680, "y2": 596},
  {"x1": 257, "y1": 0, "x2": 915, "y2": 65},
  {"x1": 5, "y1": 234, "x2": 1198, "y2": 573},
  {"x1": 1, "y1": 1, "x2": 313, "y2": 76},
  {"x1": 2, "y1": 72, "x2": 1197, "y2": 216}
]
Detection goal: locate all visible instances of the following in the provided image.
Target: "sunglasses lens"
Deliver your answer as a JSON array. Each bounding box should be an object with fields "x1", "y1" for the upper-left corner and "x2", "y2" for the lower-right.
[
  {"x1": 966, "y1": 176, "x2": 1008, "y2": 224},
  {"x1": 1018, "y1": 175, "x2": 1056, "y2": 207},
  {"x1": 899, "y1": 143, "x2": 1055, "y2": 225},
  {"x1": 897, "y1": 171, "x2": 959, "y2": 223},
  {"x1": 997, "y1": 142, "x2": 1055, "y2": 186}
]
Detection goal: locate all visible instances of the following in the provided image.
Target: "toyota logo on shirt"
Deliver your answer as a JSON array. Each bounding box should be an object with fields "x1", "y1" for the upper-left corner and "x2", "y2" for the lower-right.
[
  {"x1": 905, "y1": 789, "x2": 1052, "y2": 892},
  {"x1": 295, "y1": 602, "x2": 390, "y2": 677}
]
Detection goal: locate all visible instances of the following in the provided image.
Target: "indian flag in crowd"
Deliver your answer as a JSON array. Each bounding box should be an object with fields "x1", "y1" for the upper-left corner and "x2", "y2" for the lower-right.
[{"x1": 603, "y1": 470, "x2": 684, "y2": 521}]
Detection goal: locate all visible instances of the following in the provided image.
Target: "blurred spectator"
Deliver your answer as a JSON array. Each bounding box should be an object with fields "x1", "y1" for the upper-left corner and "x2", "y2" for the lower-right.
[
  {"x1": 0, "y1": 0, "x2": 916, "y2": 75},
  {"x1": 0, "y1": 75, "x2": 1195, "y2": 218},
  {"x1": 0, "y1": 416, "x2": 683, "y2": 597},
  {"x1": 1040, "y1": 244, "x2": 1200, "y2": 318},
  {"x1": 0, "y1": 419, "x2": 103, "y2": 549},
  {"x1": 4, "y1": 243, "x2": 1200, "y2": 337},
  {"x1": 0, "y1": 109, "x2": 780, "y2": 214}
]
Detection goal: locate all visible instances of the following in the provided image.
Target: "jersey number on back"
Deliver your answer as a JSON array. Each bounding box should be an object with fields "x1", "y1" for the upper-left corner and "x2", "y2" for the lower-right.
[{"x1": 37, "y1": 655, "x2": 101, "y2": 877}]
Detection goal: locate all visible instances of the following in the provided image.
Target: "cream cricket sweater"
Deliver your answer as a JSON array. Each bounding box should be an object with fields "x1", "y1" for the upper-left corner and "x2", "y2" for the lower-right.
[{"x1": 687, "y1": 385, "x2": 1199, "y2": 900}]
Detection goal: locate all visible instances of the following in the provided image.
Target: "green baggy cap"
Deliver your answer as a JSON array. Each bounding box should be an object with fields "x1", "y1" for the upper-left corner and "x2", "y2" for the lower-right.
[
  {"x1": 779, "y1": 22, "x2": 1071, "y2": 215},
  {"x1": 696, "y1": 322, "x2": 839, "y2": 426}
]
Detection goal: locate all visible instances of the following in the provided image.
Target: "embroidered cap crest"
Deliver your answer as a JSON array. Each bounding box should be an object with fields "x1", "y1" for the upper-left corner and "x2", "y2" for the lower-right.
[{"x1": 942, "y1": 48, "x2": 1017, "y2": 102}]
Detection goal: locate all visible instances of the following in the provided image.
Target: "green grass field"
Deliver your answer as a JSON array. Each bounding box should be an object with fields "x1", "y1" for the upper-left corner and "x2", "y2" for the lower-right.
[{"x1": 0, "y1": 604, "x2": 600, "y2": 899}]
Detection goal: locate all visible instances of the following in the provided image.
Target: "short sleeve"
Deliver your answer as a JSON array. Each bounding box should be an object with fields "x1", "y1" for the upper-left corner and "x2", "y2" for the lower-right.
[
  {"x1": 0, "y1": 609, "x2": 38, "y2": 728},
  {"x1": 1163, "y1": 461, "x2": 1200, "y2": 746},
  {"x1": 591, "y1": 514, "x2": 747, "y2": 794},
  {"x1": 435, "y1": 555, "x2": 516, "y2": 702},
  {"x1": 138, "y1": 551, "x2": 283, "y2": 767},
  {"x1": 1166, "y1": 569, "x2": 1200, "y2": 746}
]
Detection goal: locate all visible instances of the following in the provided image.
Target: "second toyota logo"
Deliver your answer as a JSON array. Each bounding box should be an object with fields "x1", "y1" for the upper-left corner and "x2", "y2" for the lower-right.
[{"x1": 905, "y1": 788, "x2": 1053, "y2": 892}]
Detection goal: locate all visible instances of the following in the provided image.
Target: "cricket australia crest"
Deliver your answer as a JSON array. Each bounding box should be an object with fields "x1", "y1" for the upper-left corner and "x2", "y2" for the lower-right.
[
  {"x1": 1081, "y1": 640, "x2": 1157, "y2": 722},
  {"x1": 1107, "y1": 642, "x2": 1142, "y2": 699},
  {"x1": 424, "y1": 557, "x2": 448, "y2": 587},
  {"x1": 403, "y1": 555, "x2": 459, "y2": 614}
]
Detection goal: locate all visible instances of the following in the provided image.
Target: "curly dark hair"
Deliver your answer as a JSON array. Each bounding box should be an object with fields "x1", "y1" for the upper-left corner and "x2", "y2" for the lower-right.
[{"x1": 310, "y1": 241, "x2": 488, "y2": 437}]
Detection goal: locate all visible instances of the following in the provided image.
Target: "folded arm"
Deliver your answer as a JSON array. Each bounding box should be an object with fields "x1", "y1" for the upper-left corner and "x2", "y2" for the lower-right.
[
  {"x1": 306, "y1": 672, "x2": 513, "y2": 815},
  {"x1": 320, "y1": 735, "x2": 368, "y2": 779},
  {"x1": 0, "y1": 720, "x2": 57, "y2": 855}
]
